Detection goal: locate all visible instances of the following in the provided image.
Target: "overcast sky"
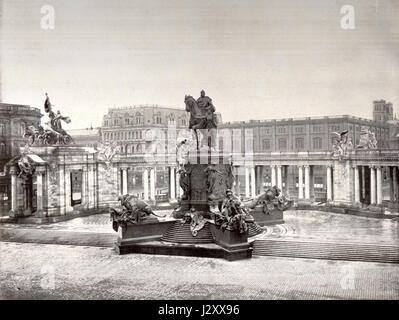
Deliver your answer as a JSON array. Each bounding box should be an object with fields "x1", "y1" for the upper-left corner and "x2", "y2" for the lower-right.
[{"x1": 1, "y1": 0, "x2": 398, "y2": 129}]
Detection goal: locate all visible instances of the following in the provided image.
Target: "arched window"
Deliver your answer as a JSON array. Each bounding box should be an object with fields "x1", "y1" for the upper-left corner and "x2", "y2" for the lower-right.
[{"x1": 0, "y1": 123, "x2": 5, "y2": 135}]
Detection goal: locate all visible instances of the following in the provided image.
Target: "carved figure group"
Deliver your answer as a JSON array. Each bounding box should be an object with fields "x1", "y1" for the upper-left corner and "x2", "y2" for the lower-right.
[
  {"x1": 332, "y1": 130, "x2": 353, "y2": 159},
  {"x1": 357, "y1": 128, "x2": 378, "y2": 149},
  {"x1": 247, "y1": 185, "x2": 291, "y2": 214},
  {"x1": 110, "y1": 194, "x2": 165, "y2": 231},
  {"x1": 24, "y1": 94, "x2": 73, "y2": 145},
  {"x1": 214, "y1": 189, "x2": 254, "y2": 234}
]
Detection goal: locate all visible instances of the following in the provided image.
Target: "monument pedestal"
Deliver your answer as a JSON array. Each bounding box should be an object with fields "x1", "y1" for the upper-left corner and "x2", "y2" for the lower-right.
[{"x1": 250, "y1": 207, "x2": 284, "y2": 226}]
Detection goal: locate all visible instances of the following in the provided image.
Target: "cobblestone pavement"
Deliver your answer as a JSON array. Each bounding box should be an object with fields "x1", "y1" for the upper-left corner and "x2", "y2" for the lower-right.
[{"x1": 0, "y1": 242, "x2": 398, "y2": 300}]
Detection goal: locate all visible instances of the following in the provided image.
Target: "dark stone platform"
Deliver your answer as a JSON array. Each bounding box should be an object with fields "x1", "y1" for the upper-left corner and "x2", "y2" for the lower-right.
[
  {"x1": 114, "y1": 219, "x2": 253, "y2": 261},
  {"x1": 250, "y1": 208, "x2": 284, "y2": 226},
  {"x1": 115, "y1": 240, "x2": 252, "y2": 261}
]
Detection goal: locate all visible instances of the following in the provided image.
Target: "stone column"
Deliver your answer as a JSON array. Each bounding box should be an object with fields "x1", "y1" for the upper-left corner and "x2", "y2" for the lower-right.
[
  {"x1": 370, "y1": 166, "x2": 376, "y2": 205},
  {"x1": 326, "y1": 165, "x2": 332, "y2": 202},
  {"x1": 298, "y1": 165, "x2": 304, "y2": 200},
  {"x1": 376, "y1": 166, "x2": 383, "y2": 205},
  {"x1": 234, "y1": 166, "x2": 241, "y2": 196},
  {"x1": 393, "y1": 167, "x2": 398, "y2": 202},
  {"x1": 175, "y1": 169, "x2": 181, "y2": 199},
  {"x1": 169, "y1": 167, "x2": 176, "y2": 201},
  {"x1": 353, "y1": 165, "x2": 360, "y2": 204},
  {"x1": 150, "y1": 168, "x2": 156, "y2": 201},
  {"x1": 277, "y1": 165, "x2": 283, "y2": 190},
  {"x1": 88, "y1": 166, "x2": 94, "y2": 209},
  {"x1": 271, "y1": 165, "x2": 276, "y2": 187},
  {"x1": 304, "y1": 165, "x2": 310, "y2": 200},
  {"x1": 245, "y1": 167, "x2": 250, "y2": 198},
  {"x1": 143, "y1": 168, "x2": 149, "y2": 201},
  {"x1": 35, "y1": 169, "x2": 44, "y2": 216},
  {"x1": 122, "y1": 168, "x2": 128, "y2": 195},
  {"x1": 9, "y1": 166, "x2": 18, "y2": 216},
  {"x1": 388, "y1": 167, "x2": 394, "y2": 203},
  {"x1": 250, "y1": 166, "x2": 256, "y2": 198},
  {"x1": 65, "y1": 170, "x2": 73, "y2": 213},
  {"x1": 59, "y1": 164, "x2": 65, "y2": 215}
]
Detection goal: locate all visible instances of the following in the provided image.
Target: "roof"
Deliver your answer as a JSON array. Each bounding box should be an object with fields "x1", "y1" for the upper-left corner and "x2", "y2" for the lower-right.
[{"x1": 69, "y1": 128, "x2": 100, "y2": 136}]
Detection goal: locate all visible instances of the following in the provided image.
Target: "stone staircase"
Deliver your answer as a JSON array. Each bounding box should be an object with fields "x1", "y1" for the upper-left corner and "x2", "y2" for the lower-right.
[
  {"x1": 252, "y1": 238, "x2": 399, "y2": 264},
  {"x1": 161, "y1": 221, "x2": 214, "y2": 244}
]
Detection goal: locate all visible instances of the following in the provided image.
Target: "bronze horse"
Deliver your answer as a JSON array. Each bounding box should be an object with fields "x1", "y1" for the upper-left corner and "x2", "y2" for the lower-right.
[{"x1": 184, "y1": 95, "x2": 217, "y2": 150}]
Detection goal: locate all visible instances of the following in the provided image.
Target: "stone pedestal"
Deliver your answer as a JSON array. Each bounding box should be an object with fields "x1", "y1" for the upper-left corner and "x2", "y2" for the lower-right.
[
  {"x1": 209, "y1": 223, "x2": 252, "y2": 261},
  {"x1": 115, "y1": 219, "x2": 176, "y2": 254},
  {"x1": 332, "y1": 160, "x2": 353, "y2": 206},
  {"x1": 250, "y1": 207, "x2": 284, "y2": 226}
]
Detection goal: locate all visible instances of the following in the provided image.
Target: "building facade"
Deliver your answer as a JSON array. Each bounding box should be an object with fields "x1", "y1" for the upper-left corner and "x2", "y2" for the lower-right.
[
  {"x1": 0, "y1": 103, "x2": 42, "y2": 200},
  {"x1": 69, "y1": 127, "x2": 101, "y2": 149},
  {"x1": 100, "y1": 105, "x2": 191, "y2": 200}
]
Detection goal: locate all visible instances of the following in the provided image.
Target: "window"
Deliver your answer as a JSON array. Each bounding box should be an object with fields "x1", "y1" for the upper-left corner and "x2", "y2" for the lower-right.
[
  {"x1": 155, "y1": 113, "x2": 162, "y2": 124},
  {"x1": 125, "y1": 118, "x2": 129, "y2": 125},
  {"x1": 295, "y1": 137, "x2": 304, "y2": 149},
  {"x1": 104, "y1": 120, "x2": 108, "y2": 126},
  {"x1": 278, "y1": 138, "x2": 287, "y2": 150},
  {"x1": 331, "y1": 125, "x2": 340, "y2": 131},
  {"x1": 261, "y1": 127, "x2": 270, "y2": 135},
  {"x1": 313, "y1": 125, "x2": 322, "y2": 133},
  {"x1": 295, "y1": 126, "x2": 304, "y2": 133},
  {"x1": 277, "y1": 127, "x2": 286, "y2": 134},
  {"x1": 313, "y1": 137, "x2": 322, "y2": 149},
  {"x1": 135, "y1": 112, "x2": 143, "y2": 124},
  {"x1": 21, "y1": 122, "x2": 26, "y2": 135},
  {"x1": 262, "y1": 139, "x2": 270, "y2": 150}
]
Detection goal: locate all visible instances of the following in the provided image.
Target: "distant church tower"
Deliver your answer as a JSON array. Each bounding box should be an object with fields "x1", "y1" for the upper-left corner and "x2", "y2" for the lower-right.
[{"x1": 373, "y1": 99, "x2": 393, "y2": 123}]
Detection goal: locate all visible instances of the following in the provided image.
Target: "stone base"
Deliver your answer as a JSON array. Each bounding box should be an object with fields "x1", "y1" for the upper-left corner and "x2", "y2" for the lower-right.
[
  {"x1": 250, "y1": 207, "x2": 284, "y2": 226},
  {"x1": 114, "y1": 218, "x2": 253, "y2": 261},
  {"x1": 115, "y1": 241, "x2": 252, "y2": 261},
  {"x1": 116, "y1": 219, "x2": 176, "y2": 246}
]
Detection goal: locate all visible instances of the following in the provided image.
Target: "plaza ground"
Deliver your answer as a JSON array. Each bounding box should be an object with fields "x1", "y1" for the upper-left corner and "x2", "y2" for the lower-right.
[
  {"x1": 1, "y1": 242, "x2": 398, "y2": 300},
  {"x1": 0, "y1": 210, "x2": 398, "y2": 299}
]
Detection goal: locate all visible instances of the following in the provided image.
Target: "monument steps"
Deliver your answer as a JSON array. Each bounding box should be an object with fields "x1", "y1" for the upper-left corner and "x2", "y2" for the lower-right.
[
  {"x1": 161, "y1": 221, "x2": 214, "y2": 244},
  {"x1": 248, "y1": 222, "x2": 264, "y2": 237},
  {"x1": 253, "y1": 239, "x2": 399, "y2": 264}
]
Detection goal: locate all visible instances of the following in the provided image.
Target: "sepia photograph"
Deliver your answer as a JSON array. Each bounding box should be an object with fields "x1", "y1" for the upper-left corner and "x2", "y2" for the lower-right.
[{"x1": 0, "y1": 0, "x2": 398, "y2": 307}]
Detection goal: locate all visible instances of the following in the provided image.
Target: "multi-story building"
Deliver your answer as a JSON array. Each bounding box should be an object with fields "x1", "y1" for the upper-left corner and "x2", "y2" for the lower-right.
[
  {"x1": 101, "y1": 104, "x2": 190, "y2": 154},
  {"x1": 93, "y1": 100, "x2": 395, "y2": 202},
  {"x1": 219, "y1": 114, "x2": 391, "y2": 153},
  {"x1": 100, "y1": 105, "x2": 191, "y2": 199},
  {"x1": 69, "y1": 127, "x2": 101, "y2": 148},
  {"x1": 0, "y1": 103, "x2": 42, "y2": 200},
  {"x1": 218, "y1": 109, "x2": 393, "y2": 199}
]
